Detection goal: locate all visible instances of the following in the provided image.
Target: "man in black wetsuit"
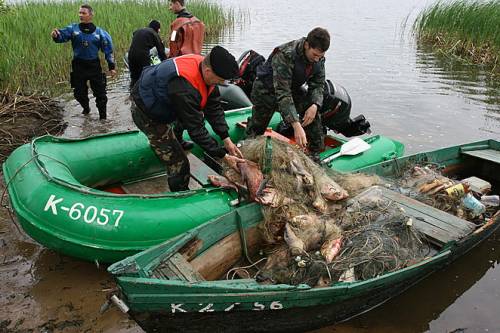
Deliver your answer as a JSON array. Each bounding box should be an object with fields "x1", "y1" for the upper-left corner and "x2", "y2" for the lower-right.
[{"x1": 128, "y1": 20, "x2": 167, "y2": 88}]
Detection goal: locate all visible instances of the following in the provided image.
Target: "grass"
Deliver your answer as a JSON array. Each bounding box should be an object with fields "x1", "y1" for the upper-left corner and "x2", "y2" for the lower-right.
[
  {"x1": 413, "y1": 0, "x2": 500, "y2": 72},
  {"x1": 0, "y1": 0, "x2": 234, "y2": 95}
]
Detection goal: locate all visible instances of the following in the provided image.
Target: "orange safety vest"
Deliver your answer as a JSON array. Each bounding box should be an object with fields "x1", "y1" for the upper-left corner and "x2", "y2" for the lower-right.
[
  {"x1": 169, "y1": 17, "x2": 205, "y2": 58},
  {"x1": 175, "y1": 54, "x2": 214, "y2": 109}
]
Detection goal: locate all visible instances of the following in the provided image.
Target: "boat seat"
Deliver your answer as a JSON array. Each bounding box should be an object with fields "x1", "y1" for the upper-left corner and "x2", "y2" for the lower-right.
[
  {"x1": 355, "y1": 186, "x2": 477, "y2": 247},
  {"x1": 461, "y1": 149, "x2": 500, "y2": 166},
  {"x1": 151, "y1": 253, "x2": 205, "y2": 282},
  {"x1": 187, "y1": 153, "x2": 219, "y2": 186}
]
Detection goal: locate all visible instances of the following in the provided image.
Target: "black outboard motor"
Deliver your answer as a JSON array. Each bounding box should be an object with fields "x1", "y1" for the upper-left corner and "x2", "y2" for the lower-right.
[{"x1": 321, "y1": 80, "x2": 371, "y2": 137}]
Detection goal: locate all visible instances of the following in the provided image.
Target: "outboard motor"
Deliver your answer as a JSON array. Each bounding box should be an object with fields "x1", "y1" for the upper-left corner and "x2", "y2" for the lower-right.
[{"x1": 321, "y1": 80, "x2": 371, "y2": 137}]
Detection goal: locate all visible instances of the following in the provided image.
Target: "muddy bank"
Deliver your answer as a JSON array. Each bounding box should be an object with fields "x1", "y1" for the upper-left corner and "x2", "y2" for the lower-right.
[
  {"x1": 0, "y1": 87, "x2": 141, "y2": 332},
  {"x1": 0, "y1": 91, "x2": 66, "y2": 162}
]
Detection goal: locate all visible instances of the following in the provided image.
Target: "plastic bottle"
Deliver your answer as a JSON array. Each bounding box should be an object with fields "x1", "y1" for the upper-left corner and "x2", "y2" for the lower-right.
[
  {"x1": 462, "y1": 193, "x2": 486, "y2": 217},
  {"x1": 480, "y1": 195, "x2": 500, "y2": 207},
  {"x1": 445, "y1": 182, "x2": 470, "y2": 198}
]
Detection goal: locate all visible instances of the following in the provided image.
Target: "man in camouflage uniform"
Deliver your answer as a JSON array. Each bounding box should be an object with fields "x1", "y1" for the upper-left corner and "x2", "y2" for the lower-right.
[{"x1": 246, "y1": 27, "x2": 330, "y2": 160}]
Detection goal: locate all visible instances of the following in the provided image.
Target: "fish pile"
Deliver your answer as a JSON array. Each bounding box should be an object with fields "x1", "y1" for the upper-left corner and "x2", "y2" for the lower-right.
[{"x1": 209, "y1": 138, "x2": 429, "y2": 287}]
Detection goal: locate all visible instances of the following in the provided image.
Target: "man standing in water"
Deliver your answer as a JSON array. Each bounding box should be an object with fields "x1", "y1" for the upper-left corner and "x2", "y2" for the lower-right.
[
  {"x1": 128, "y1": 20, "x2": 167, "y2": 89},
  {"x1": 246, "y1": 27, "x2": 330, "y2": 162},
  {"x1": 130, "y1": 46, "x2": 244, "y2": 191},
  {"x1": 51, "y1": 4, "x2": 116, "y2": 120}
]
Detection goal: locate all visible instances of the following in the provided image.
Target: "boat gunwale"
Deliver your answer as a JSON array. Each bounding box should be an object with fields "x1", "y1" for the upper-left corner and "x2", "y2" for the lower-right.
[{"x1": 27, "y1": 130, "x2": 234, "y2": 199}]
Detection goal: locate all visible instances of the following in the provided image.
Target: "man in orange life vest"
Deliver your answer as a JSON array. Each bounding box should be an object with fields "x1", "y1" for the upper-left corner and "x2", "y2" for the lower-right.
[
  {"x1": 167, "y1": 0, "x2": 205, "y2": 58},
  {"x1": 131, "y1": 46, "x2": 244, "y2": 192}
]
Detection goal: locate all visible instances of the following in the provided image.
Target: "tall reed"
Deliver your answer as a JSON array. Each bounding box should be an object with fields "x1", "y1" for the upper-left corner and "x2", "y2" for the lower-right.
[
  {"x1": 0, "y1": 0, "x2": 234, "y2": 94},
  {"x1": 413, "y1": 0, "x2": 500, "y2": 71}
]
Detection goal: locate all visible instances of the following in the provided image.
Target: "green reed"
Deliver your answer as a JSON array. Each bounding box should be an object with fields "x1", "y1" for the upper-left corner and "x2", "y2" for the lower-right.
[
  {"x1": 413, "y1": 0, "x2": 500, "y2": 71},
  {"x1": 0, "y1": 0, "x2": 234, "y2": 94}
]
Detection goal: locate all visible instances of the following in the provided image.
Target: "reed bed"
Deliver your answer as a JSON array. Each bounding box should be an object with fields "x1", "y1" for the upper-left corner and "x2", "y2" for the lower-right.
[
  {"x1": 0, "y1": 0, "x2": 234, "y2": 94},
  {"x1": 413, "y1": 0, "x2": 500, "y2": 72}
]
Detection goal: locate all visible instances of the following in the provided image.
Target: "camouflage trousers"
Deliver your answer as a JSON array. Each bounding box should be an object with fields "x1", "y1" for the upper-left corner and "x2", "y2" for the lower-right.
[
  {"x1": 246, "y1": 80, "x2": 325, "y2": 153},
  {"x1": 131, "y1": 104, "x2": 190, "y2": 191}
]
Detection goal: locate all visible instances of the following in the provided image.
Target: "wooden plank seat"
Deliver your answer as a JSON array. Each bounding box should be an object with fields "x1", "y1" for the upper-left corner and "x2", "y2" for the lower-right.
[
  {"x1": 355, "y1": 186, "x2": 477, "y2": 247},
  {"x1": 187, "y1": 153, "x2": 219, "y2": 186},
  {"x1": 152, "y1": 253, "x2": 205, "y2": 282},
  {"x1": 461, "y1": 149, "x2": 500, "y2": 165}
]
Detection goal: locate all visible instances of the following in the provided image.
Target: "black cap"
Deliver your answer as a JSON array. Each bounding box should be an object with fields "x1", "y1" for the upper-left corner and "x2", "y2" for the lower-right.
[
  {"x1": 148, "y1": 20, "x2": 161, "y2": 32},
  {"x1": 209, "y1": 46, "x2": 239, "y2": 80}
]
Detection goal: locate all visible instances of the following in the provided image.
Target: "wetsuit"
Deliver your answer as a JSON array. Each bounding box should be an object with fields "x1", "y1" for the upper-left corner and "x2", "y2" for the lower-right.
[
  {"x1": 53, "y1": 22, "x2": 115, "y2": 119},
  {"x1": 128, "y1": 27, "x2": 167, "y2": 88}
]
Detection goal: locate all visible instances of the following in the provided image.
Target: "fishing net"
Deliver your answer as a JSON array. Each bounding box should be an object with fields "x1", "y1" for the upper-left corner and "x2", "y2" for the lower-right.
[
  {"x1": 255, "y1": 187, "x2": 429, "y2": 286},
  {"x1": 217, "y1": 138, "x2": 431, "y2": 287}
]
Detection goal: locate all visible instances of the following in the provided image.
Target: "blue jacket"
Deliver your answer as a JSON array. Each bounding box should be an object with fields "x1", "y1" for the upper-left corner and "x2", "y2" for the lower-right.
[{"x1": 53, "y1": 23, "x2": 115, "y2": 69}]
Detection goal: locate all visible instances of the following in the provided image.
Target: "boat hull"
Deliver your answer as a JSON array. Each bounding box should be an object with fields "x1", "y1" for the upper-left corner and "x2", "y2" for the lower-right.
[
  {"x1": 3, "y1": 107, "x2": 404, "y2": 263},
  {"x1": 109, "y1": 139, "x2": 500, "y2": 332}
]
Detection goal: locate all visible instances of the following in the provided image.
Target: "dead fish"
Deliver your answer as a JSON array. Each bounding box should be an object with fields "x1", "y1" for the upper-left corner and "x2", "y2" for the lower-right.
[
  {"x1": 319, "y1": 177, "x2": 349, "y2": 201},
  {"x1": 284, "y1": 223, "x2": 305, "y2": 254},
  {"x1": 287, "y1": 215, "x2": 324, "y2": 253},
  {"x1": 208, "y1": 175, "x2": 239, "y2": 192},
  {"x1": 312, "y1": 195, "x2": 328, "y2": 213},
  {"x1": 289, "y1": 159, "x2": 314, "y2": 187},
  {"x1": 238, "y1": 160, "x2": 263, "y2": 201},
  {"x1": 320, "y1": 237, "x2": 342, "y2": 264},
  {"x1": 257, "y1": 188, "x2": 294, "y2": 207}
]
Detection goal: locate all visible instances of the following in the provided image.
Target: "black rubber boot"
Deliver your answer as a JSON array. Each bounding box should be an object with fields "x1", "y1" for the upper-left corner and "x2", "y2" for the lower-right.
[{"x1": 98, "y1": 108, "x2": 107, "y2": 120}]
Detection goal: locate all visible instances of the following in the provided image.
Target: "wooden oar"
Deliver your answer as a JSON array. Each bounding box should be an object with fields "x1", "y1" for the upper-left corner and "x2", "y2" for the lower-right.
[{"x1": 322, "y1": 137, "x2": 371, "y2": 164}]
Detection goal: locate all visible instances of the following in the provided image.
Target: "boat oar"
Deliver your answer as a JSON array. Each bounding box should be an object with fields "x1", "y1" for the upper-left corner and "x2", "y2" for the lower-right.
[{"x1": 322, "y1": 137, "x2": 371, "y2": 164}]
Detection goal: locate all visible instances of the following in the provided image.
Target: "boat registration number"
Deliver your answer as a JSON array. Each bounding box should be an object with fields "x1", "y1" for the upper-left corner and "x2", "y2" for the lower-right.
[
  {"x1": 170, "y1": 301, "x2": 284, "y2": 313},
  {"x1": 44, "y1": 194, "x2": 125, "y2": 227}
]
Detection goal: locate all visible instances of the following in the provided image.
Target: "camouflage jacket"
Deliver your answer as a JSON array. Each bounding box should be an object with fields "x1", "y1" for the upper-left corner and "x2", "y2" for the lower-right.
[{"x1": 257, "y1": 37, "x2": 326, "y2": 124}]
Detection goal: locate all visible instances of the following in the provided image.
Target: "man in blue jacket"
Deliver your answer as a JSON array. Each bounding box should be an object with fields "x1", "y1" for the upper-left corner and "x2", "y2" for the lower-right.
[{"x1": 51, "y1": 4, "x2": 116, "y2": 120}]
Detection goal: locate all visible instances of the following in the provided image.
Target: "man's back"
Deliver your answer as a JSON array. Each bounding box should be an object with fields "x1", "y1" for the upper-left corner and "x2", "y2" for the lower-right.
[
  {"x1": 169, "y1": 9, "x2": 205, "y2": 57},
  {"x1": 129, "y1": 27, "x2": 165, "y2": 59}
]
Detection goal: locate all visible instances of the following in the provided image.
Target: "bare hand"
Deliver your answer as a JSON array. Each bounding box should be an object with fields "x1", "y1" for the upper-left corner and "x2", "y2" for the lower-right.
[
  {"x1": 223, "y1": 138, "x2": 243, "y2": 158},
  {"x1": 223, "y1": 154, "x2": 245, "y2": 171},
  {"x1": 108, "y1": 69, "x2": 117, "y2": 77},
  {"x1": 51, "y1": 29, "x2": 60, "y2": 39},
  {"x1": 301, "y1": 104, "x2": 318, "y2": 127},
  {"x1": 292, "y1": 122, "x2": 307, "y2": 148}
]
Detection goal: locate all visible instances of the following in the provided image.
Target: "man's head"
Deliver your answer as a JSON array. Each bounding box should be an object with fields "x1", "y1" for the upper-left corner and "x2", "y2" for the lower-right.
[
  {"x1": 149, "y1": 20, "x2": 161, "y2": 33},
  {"x1": 304, "y1": 27, "x2": 330, "y2": 63},
  {"x1": 169, "y1": 0, "x2": 185, "y2": 14},
  {"x1": 201, "y1": 46, "x2": 239, "y2": 86},
  {"x1": 79, "y1": 4, "x2": 93, "y2": 23}
]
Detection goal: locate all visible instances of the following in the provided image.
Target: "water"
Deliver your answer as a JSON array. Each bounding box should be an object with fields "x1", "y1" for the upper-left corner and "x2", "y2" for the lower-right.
[{"x1": 1, "y1": 0, "x2": 499, "y2": 332}]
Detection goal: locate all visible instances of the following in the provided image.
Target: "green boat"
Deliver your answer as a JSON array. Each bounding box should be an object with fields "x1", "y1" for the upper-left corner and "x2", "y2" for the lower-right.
[
  {"x1": 2, "y1": 90, "x2": 403, "y2": 263},
  {"x1": 108, "y1": 139, "x2": 500, "y2": 332}
]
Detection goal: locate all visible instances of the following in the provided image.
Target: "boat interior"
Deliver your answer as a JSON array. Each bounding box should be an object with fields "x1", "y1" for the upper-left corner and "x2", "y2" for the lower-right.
[
  {"x1": 130, "y1": 143, "x2": 500, "y2": 285},
  {"x1": 100, "y1": 126, "x2": 346, "y2": 195}
]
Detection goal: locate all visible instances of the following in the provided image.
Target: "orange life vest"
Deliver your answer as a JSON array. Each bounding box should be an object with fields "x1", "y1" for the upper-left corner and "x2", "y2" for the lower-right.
[
  {"x1": 174, "y1": 54, "x2": 214, "y2": 109},
  {"x1": 169, "y1": 16, "x2": 205, "y2": 58}
]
